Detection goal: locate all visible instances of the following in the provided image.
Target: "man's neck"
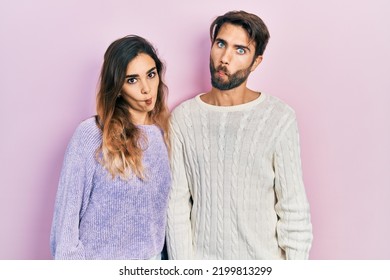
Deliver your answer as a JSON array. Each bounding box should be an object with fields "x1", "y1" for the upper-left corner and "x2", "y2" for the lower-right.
[{"x1": 201, "y1": 86, "x2": 260, "y2": 106}]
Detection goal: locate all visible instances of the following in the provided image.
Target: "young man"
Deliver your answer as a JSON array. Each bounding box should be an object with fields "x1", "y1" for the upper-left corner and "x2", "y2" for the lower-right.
[{"x1": 166, "y1": 11, "x2": 313, "y2": 260}]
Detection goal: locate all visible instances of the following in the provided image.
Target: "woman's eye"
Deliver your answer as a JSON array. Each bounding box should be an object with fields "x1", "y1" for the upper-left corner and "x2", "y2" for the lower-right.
[
  {"x1": 127, "y1": 78, "x2": 137, "y2": 84},
  {"x1": 237, "y1": 48, "x2": 245, "y2": 55},
  {"x1": 148, "y1": 71, "x2": 156, "y2": 78}
]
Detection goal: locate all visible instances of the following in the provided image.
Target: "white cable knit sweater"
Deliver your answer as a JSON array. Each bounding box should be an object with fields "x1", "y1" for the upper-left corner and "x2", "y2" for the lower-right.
[{"x1": 166, "y1": 93, "x2": 313, "y2": 260}]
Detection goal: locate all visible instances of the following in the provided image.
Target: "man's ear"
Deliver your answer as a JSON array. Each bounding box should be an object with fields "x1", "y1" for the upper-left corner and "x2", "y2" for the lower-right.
[{"x1": 251, "y1": 55, "x2": 263, "y2": 72}]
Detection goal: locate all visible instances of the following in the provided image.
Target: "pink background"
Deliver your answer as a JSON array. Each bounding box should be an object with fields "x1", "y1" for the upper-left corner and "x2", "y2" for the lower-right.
[{"x1": 0, "y1": 0, "x2": 389, "y2": 259}]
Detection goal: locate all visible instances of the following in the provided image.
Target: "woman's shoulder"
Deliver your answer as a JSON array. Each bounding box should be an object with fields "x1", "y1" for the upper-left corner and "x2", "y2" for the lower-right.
[
  {"x1": 75, "y1": 116, "x2": 101, "y2": 134},
  {"x1": 67, "y1": 116, "x2": 102, "y2": 154}
]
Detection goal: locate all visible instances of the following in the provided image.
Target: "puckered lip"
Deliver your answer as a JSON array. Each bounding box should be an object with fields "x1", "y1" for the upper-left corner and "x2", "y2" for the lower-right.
[
  {"x1": 216, "y1": 65, "x2": 229, "y2": 76},
  {"x1": 217, "y1": 70, "x2": 229, "y2": 78}
]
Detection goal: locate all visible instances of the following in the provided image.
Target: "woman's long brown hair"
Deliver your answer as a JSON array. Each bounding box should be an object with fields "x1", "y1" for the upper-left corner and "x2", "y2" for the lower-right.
[{"x1": 96, "y1": 35, "x2": 169, "y2": 180}]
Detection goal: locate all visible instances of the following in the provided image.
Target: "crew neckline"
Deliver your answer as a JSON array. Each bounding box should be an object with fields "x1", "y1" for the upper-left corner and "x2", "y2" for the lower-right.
[
  {"x1": 137, "y1": 124, "x2": 158, "y2": 128},
  {"x1": 195, "y1": 92, "x2": 266, "y2": 112}
]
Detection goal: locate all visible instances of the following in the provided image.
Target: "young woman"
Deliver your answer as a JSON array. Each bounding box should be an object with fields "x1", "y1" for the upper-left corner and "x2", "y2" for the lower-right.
[{"x1": 50, "y1": 35, "x2": 171, "y2": 260}]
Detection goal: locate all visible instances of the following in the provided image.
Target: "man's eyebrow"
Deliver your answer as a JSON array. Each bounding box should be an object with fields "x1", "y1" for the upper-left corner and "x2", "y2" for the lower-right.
[
  {"x1": 125, "y1": 67, "x2": 157, "y2": 78},
  {"x1": 215, "y1": 38, "x2": 227, "y2": 44}
]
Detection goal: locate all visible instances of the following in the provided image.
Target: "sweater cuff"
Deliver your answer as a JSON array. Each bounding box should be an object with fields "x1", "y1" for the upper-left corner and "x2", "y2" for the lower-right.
[{"x1": 286, "y1": 249, "x2": 309, "y2": 260}]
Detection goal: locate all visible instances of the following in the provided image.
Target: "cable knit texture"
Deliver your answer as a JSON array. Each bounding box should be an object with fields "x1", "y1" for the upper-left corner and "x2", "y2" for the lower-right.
[
  {"x1": 50, "y1": 117, "x2": 171, "y2": 259},
  {"x1": 166, "y1": 93, "x2": 313, "y2": 260}
]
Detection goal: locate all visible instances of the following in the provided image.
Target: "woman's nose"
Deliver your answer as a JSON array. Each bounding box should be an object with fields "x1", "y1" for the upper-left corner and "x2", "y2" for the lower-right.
[{"x1": 141, "y1": 80, "x2": 150, "y2": 94}]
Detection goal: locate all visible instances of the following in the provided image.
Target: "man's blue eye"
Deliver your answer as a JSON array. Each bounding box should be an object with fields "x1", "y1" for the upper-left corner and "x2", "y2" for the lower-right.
[
  {"x1": 237, "y1": 48, "x2": 245, "y2": 54},
  {"x1": 217, "y1": 41, "x2": 225, "y2": 48}
]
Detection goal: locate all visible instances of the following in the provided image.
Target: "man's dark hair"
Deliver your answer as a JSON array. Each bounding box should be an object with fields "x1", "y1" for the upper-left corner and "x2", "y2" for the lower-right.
[{"x1": 210, "y1": 10, "x2": 270, "y2": 56}]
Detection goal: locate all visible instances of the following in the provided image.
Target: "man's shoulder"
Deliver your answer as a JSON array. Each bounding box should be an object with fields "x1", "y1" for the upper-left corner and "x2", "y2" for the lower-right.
[
  {"x1": 264, "y1": 94, "x2": 296, "y2": 118},
  {"x1": 171, "y1": 95, "x2": 199, "y2": 116}
]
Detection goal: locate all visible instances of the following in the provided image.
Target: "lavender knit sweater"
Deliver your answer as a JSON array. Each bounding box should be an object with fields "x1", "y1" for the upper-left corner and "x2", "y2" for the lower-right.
[{"x1": 50, "y1": 117, "x2": 171, "y2": 259}]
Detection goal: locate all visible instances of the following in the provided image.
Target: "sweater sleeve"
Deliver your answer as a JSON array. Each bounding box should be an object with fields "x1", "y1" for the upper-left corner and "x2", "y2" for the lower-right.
[
  {"x1": 273, "y1": 118, "x2": 313, "y2": 260},
  {"x1": 50, "y1": 123, "x2": 95, "y2": 259},
  {"x1": 166, "y1": 113, "x2": 194, "y2": 259}
]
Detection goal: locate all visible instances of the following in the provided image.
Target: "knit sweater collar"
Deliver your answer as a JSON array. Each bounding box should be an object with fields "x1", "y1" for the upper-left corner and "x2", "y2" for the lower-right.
[{"x1": 194, "y1": 92, "x2": 266, "y2": 112}]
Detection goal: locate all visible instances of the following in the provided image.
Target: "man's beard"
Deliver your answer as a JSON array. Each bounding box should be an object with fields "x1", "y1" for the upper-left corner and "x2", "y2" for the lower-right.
[{"x1": 210, "y1": 61, "x2": 252, "y2": 90}]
